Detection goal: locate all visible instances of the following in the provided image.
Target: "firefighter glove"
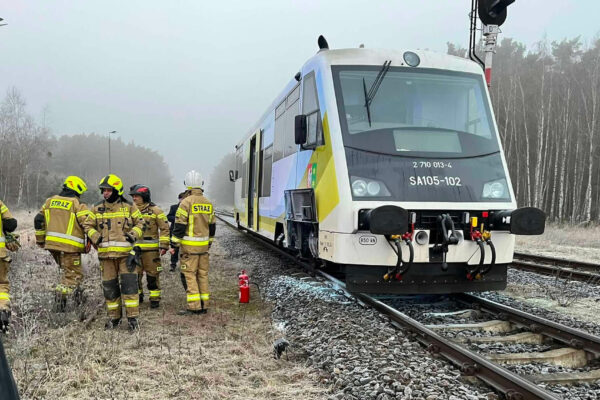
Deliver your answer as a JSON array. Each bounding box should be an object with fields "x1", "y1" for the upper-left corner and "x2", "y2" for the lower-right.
[
  {"x1": 126, "y1": 246, "x2": 142, "y2": 272},
  {"x1": 5, "y1": 233, "x2": 20, "y2": 252},
  {"x1": 125, "y1": 232, "x2": 136, "y2": 244}
]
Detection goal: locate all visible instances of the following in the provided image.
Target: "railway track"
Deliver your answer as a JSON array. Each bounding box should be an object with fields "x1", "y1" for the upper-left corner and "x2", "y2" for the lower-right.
[
  {"x1": 215, "y1": 211, "x2": 600, "y2": 400},
  {"x1": 512, "y1": 252, "x2": 600, "y2": 283}
]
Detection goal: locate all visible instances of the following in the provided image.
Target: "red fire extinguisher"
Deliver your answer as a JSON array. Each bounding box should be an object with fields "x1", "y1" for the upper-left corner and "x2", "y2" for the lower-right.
[{"x1": 239, "y1": 270, "x2": 250, "y2": 303}]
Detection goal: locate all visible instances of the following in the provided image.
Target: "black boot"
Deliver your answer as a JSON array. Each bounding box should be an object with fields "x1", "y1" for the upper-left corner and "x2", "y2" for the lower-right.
[
  {"x1": 0, "y1": 310, "x2": 10, "y2": 333},
  {"x1": 104, "y1": 318, "x2": 121, "y2": 329},
  {"x1": 73, "y1": 287, "x2": 85, "y2": 306},
  {"x1": 150, "y1": 301, "x2": 160, "y2": 309},
  {"x1": 128, "y1": 317, "x2": 139, "y2": 331},
  {"x1": 54, "y1": 293, "x2": 67, "y2": 313}
]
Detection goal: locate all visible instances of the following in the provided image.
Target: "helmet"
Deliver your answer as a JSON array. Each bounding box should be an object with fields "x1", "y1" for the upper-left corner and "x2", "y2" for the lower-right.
[
  {"x1": 98, "y1": 174, "x2": 124, "y2": 196},
  {"x1": 129, "y1": 184, "x2": 151, "y2": 203},
  {"x1": 63, "y1": 176, "x2": 87, "y2": 195},
  {"x1": 184, "y1": 170, "x2": 203, "y2": 189}
]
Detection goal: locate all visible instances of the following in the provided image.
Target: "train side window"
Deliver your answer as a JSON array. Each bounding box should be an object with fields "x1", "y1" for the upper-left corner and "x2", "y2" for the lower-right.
[
  {"x1": 275, "y1": 100, "x2": 286, "y2": 119},
  {"x1": 302, "y1": 72, "x2": 324, "y2": 148},
  {"x1": 235, "y1": 147, "x2": 243, "y2": 180},
  {"x1": 287, "y1": 85, "x2": 300, "y2": 108},
  {"x1": 261, "y1": 145, "x2": 273, "y2": 197},
  {"x1": 241, "y1": 159, "x2": 247, "y2": 198},
  {"x1": 283, "y1": 90, "x2": 300, "y2": 157},
  {"x1": 273, "y1": 100, "x2": 286, "y2": 162}
]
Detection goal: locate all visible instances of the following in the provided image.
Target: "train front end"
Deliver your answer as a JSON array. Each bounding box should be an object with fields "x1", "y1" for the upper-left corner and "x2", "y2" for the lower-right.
[{"x1": 320, "y1": 50, "x2": 545, "y2": 294}]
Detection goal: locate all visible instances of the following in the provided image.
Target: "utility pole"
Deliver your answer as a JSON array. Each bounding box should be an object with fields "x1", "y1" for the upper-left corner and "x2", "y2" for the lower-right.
[{"x1": 108, "y1": 130, "x2": 117, "y2": 172}]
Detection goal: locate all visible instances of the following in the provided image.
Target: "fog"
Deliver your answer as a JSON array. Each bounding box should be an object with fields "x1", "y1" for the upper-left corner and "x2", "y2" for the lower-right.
[{"x1": 0, "y1": 1, "x2": 597, "y2": 186}]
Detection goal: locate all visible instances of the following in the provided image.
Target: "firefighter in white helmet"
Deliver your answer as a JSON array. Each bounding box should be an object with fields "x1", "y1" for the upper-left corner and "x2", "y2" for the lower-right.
[
  {"x1": 34, "y1": 176, "x2": 91, "y2": 311},
  {"x1": 82, "y1": 174, "x2": 146, "y2": 331},
  {"x1": 128, "y1": 184, "x2": 170, "y2": 308},
  {"x1": 171, "y1": 170, "x2": 216, "y2": 315}
]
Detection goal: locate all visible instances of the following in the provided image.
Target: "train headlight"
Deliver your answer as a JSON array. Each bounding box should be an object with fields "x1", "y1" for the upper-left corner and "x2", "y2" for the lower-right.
[
  {"x1": 367, "y1": 181, "x2": 380, "y2": 196},
  {"x1": 351, "y1": 176, "x2": 391, "y2": 197},
  {"x1": 482, "y1": 178, "x2": 508, "y2": 199},
  {"x1": 352, "y1": 179, "x2": 367, "y2": 196}
]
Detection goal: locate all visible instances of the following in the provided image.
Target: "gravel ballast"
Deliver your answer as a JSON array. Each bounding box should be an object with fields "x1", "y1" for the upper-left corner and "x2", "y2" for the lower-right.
[{"x1": 220, "y1": 221, "x2": 600, "y2": 399}]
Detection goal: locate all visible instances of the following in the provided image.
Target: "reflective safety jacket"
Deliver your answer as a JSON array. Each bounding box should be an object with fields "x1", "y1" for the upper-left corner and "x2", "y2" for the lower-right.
[
  {"x1": 0, "y1": 200, "x2": 17, "y2": 259},
  {"x1": 83, "y1": 198, "x2": 145, "y2": 259},
  {"x1": 171, "y1": 189, "x2": 215, "y2": 254},
  {"x1": 34, "y1": 194, "x2": 91, "y2": 253},
  {"x1": 136, "y1": 202, "x2": 170, "y2": 251}
]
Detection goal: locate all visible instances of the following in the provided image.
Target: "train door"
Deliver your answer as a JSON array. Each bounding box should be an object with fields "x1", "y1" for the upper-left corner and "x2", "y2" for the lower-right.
[
  {"x1": 247, "y1": 130, "x2": 262, "y2": 230},
  {"x1": 247, "y1": 136, "x2": 256, "y2": 228}
]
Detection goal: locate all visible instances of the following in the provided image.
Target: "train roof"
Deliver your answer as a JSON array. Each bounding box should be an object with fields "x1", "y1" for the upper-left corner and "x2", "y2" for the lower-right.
[
  {"x1": 308, "y1": 48, "x2": 482, "y2": 73},
  {"x1": 236, "y1": 48, "x2": 483, "y2": 147}
]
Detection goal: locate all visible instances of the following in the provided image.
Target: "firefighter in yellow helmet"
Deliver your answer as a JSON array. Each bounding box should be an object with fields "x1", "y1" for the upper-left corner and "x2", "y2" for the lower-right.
[
  {"x1": 0, "y1": 200, "x2": 18, "y2": 333},
  {"x1": 128, "y1": 184, "x2": 170, "y2": 308},
  {"x1": 171, "y1": 170, "x2": 216, "y2": 315},
  {"x1": 34, "y1": 176, "x2": 91, "y2": 312},
  {"x1": 82, "y1": 174, "x2": 145, "y2": 331}
]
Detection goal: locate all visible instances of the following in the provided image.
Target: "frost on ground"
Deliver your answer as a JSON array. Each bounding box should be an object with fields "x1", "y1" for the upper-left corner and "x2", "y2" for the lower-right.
[
  {"x1": 506, "y1": 222, "x2": 600, "y2": 324},
  {"x1": 3, "y1": 226, "x2": 326, "y2": 399},
  {"x1": 515, "y1": 222, "x2": 600, "y2": 264}
]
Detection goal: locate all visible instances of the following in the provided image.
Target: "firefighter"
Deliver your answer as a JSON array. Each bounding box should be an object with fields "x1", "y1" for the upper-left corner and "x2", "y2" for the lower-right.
[
  {"x1": 0, "y1": 200, "x2": 17, "y2": 333},
  {"x1": 129, "y1": 184, "x2": 169, "y2": 308},
  {"x1": 171, "y1": 170, "x2": 215, "y2": 315},
  {"x1": 166, "y1": 192, "x2": 185, "y2": 271},
  {"x1": 83, "y1": 174, "x2": 145, "y2": 331},
  {"x1": 34, "y1": 176, "x2": 91, "y2": 311}
]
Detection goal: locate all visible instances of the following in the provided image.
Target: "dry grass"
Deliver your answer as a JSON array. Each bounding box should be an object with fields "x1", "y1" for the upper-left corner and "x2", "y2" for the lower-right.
[
  {"x1": 515, "y1": 221, "x2": 600, "y2": 263},
  {"x1": 3, "y1": 230, "x2": 327, "y2": 399}
]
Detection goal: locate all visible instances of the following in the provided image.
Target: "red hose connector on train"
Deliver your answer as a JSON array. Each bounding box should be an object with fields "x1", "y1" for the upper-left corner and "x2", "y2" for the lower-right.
[
  {"x1": 239, "y1": 270, "x2": 250, "y2": 303},
  {"x1": 467, "y1": 230, "x2": 485, "y2": 281}
]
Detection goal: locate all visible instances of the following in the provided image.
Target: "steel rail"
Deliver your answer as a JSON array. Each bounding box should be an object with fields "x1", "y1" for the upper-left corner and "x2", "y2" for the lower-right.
[
  {"x1": 455, "y1": 293, "x2": 600, "y2": 358},
  {"x1": 215, "y1": 213, "x2": 561, "y2": 399},
  {"x1": 510, "y1": 259, "x2": 600, "y2": 282},
  {"x1": 514, "y1": 252, "x2": 600, "y2": 271}
]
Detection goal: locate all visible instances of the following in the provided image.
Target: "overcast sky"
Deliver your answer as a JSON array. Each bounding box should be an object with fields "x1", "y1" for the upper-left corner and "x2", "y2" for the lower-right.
[{"x1": 0, "y1": 0, "x2": 598, "y2": 188}]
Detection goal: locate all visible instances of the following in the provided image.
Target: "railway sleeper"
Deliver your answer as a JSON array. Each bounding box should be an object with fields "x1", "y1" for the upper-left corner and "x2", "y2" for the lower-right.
[
  {"x1": 453, "y1": 331, "x2": 545, "y2": 345},
  {"x1": 426, "y1": 319, "x2": 512, "y2": 334},
  {"x1": 526, "y1": 369, "x2": 600, "y2": 385},
  {"x1": 488, "y1": 347, "x2": 587, "y2": 368}
]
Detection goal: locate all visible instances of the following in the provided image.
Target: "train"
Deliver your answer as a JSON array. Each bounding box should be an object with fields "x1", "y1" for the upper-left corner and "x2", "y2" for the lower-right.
[{"x1": 229, "y1": 36, "x2": 545, "y2": 294}]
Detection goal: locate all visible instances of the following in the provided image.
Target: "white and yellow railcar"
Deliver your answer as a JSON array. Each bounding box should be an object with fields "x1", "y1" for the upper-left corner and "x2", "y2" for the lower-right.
[{"x1": 231, "y1": 39, "x2": 544, "y2": 294}]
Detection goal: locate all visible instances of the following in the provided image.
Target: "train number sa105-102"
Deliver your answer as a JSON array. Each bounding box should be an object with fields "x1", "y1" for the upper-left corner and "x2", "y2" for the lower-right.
[
  {"x1": 409, "y1": 176, "x2": 462, "y2": 186},
  {"x1": 410, "y1": 161, "x2": 462, "y2": 187}
]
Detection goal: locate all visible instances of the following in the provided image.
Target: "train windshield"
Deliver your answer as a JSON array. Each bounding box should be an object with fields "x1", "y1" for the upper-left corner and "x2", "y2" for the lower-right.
[{"x1": 332, "y1": 66, "x2": 499, "y2": 158}]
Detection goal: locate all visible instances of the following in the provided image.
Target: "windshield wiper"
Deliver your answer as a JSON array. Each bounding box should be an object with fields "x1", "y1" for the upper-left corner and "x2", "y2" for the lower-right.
[{"x1": 363, "y1": 60, "x2": 391, "y2": 126}]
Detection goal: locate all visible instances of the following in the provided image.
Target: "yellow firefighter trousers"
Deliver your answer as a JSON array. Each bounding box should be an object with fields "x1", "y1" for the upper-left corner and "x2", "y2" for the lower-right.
[
  {"x1": 50, "y1": 251, "x2": 83, "y2": 297},
  {"x1": 101, "y1": 258, "x2": 139, "y2": 319},
  {"x1": 0, "y1": 258, "x2": 10, "y2": 310},
  {"x1": 180, "y1": 253, "x2": 209, "y2": 311},
  {"x1": 137, "y1": 251, "x2": 162, "y2": 302}
]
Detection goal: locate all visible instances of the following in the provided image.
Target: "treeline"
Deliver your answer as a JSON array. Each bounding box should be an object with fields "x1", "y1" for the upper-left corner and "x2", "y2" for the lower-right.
[
  {"x1": 449, "y1": 36, "x2": 600, "y2": 222},
  {"x1": 0, "y1": 88, "x2": 172, "y2": 208},
  {"x1": 207, "y1": 152, "x2": 235, "y2": 208}
]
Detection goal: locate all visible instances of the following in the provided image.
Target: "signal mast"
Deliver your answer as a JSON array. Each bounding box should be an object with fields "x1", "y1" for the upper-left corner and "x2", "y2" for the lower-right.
[{"x1": 469, "y1": 0, "x2": 515, "y2": 86}]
